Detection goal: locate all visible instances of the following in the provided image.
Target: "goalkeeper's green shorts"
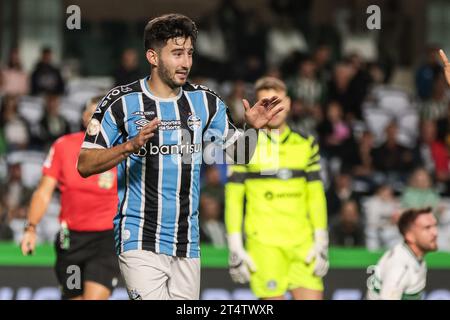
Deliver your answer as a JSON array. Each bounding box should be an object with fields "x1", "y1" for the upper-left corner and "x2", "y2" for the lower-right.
[{"x1": 247, "y1": 238, "x2": 323, "y2": 298}]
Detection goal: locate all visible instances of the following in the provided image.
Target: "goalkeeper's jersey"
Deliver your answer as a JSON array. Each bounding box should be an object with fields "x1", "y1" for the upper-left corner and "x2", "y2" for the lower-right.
[
  {"x1": 225, "y1": 126, "x2": 327, "y2": 246},
  {"x1": 366, "y1": 242, "x2": 427, "y2": 300}
]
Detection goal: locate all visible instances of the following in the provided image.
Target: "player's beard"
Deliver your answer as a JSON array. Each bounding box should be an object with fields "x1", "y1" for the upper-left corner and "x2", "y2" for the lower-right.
[
  {"x1": 158, "y1": 58, "x2": 189, "y2": 89},
  {"x1": 417, "y1": 237, "x2": 438, "y2": 253}
]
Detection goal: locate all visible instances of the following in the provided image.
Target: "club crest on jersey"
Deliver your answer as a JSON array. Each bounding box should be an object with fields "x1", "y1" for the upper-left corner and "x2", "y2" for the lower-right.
[
  {"x1": 86, "y1": 118, "x2": 100, "y2": 136},
  {"x1": 266, "y1": 280, "x2": 278, "y2": 290},
  {"x1": 187, "y1": 115, "x2": 201, "y2": 130}
]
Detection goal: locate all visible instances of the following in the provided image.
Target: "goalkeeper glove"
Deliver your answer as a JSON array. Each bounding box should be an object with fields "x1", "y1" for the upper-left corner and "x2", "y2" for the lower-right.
[
  {"x1": 227, "y1": 233, "x2": 257, "y2": 284},
  {"x1": 305, "y1": 229, "x2": 329, "y2": 277}
]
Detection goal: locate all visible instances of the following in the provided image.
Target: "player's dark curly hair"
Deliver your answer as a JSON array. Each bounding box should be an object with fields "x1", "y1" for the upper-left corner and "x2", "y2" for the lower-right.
[{"x1": 143, "y1": 13, "x2": 198, "y2": 52}]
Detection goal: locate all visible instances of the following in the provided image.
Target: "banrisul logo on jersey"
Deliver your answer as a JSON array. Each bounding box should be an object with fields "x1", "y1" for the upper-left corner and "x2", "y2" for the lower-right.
[
  {"x1": 187, "y1": 114, "x2": 201, "y2": 130},
  {"x1": 133, "y1": 142, "x2": 202, "y2": 157},
  {"x1": 149, "y1": 143, "x2": 201, "y2": 155}
]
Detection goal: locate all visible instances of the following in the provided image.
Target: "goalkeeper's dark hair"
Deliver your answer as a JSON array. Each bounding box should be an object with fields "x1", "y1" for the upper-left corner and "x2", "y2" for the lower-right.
[
  {"x1": 398, "y1": 207, "x2": 433, "y2": 237},
  {"x1": 144, "y1": 14, "x2": 198, "y2": 52}
]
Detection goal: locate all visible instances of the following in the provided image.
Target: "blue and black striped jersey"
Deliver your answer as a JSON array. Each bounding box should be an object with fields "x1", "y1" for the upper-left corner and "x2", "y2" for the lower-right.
[{"x1": 82, "y1": 77, "x2": 239, "y2": 258}]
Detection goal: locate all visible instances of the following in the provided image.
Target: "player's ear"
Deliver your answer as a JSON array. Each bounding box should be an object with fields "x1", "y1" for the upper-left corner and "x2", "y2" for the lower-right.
[
  {"x1": 404, "y1": 231, "x2": 414, "y2": 245},
  {"x1": 146, "y1": 49, "x2": 158, "y2": 67},
  {"x1": 285, "y1": 96, "x2": 292, "y2": 110}
]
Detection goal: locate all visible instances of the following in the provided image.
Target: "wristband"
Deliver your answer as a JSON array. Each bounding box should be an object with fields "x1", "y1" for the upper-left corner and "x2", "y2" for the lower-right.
[{"x1": 24, "y1": 222, "x2": 37, "y2": 232}]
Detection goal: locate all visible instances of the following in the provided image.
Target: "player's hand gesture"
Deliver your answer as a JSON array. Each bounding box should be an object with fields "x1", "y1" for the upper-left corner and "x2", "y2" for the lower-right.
[
  {"x1": 439, "y1": 49, "x2": 450, "y2": 87},
  {"x1": 242, "y1": 96, "x2": 284, "y2": 129},
  {"x1": 21, "y1": 229, "x2": 37, "y2": 256},
  {"x1": 125, "y1": 118, "x2": 160, "y2": 154}
]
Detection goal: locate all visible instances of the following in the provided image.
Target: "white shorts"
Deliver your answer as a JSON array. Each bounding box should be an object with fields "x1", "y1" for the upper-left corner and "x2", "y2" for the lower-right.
[{"x1": 118, "y1": 249, "x2": 200, "y2": 300}]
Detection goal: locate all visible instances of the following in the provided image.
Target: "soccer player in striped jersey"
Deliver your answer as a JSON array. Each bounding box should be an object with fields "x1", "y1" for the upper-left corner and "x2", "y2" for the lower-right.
[
  {"x1": 77, "y1": 14, "x2": 285, "y2": 300},
  {"x1": 366, "y1": 207, "x2": 438, "y2": 300}
]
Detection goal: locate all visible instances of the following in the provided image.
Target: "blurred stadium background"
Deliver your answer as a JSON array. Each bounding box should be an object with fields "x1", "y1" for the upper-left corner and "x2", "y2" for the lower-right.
[{"x1": 1, "y1": 0, "x2": 450, "y2": 300}]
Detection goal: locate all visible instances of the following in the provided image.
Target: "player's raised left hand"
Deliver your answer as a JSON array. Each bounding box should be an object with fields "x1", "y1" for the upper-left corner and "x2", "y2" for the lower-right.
[
  {"x1": 439, "y1": 49, "x2": 450, "y2": 87},
  {"x1": 242, "y1": 96, "x2": 284, "y2": 129}
]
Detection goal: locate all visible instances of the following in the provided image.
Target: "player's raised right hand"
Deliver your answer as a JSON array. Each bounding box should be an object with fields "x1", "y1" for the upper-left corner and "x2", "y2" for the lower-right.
[
  {"x1": 21, "y1": 230, "x2": 37, "y2": 256},
  {"x1": 125, "y1": 118, "x2": 160, "y2": 154}
]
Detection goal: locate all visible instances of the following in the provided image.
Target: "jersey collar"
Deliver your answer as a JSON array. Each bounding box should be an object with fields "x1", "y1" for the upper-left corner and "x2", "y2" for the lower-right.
[
  {"x1": 140, "y1": 76, "x2": 183, "y2": 102},
  {"x1": 402, "y1": 241, "x2": 424, "y2": 265},
  {"x1": 263, "y1": 125, "x2": 292, "y2": 144}
]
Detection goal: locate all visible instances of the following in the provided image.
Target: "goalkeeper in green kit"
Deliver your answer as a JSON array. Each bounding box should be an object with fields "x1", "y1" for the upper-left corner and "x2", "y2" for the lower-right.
[{"x1": 225, "y1": 77, "x2": 329, "y2": 300}]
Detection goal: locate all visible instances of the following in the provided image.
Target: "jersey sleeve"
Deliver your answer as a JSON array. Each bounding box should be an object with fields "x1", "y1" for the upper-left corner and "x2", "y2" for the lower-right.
[
  {"x1": 82, "y1": 93, "x2": 125, "y2": 149},
  {"x1": 224, "y1": 164, "x2": 247, "y2": 235},
  {"x1": 379, "y1": 262, "x2": 410, "y2": 300},
  {"x1": 305, "y1": 136, "x2": 327, "y2": 230},
  {"x1": 204, "y1": 96, "x2": 257, "y2": 165},
  {"x1": 42, "y1": 139, "x2": 63, "y2": 180},
  {"x1": 205, "y1": 98, "x2": 241, "y2": 145}
]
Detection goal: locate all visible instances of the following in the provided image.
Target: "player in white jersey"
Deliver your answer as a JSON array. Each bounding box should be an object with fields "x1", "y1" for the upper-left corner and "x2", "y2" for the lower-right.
[{"x1": 366, "y1": 207, "x2": 438, "y2": 300}]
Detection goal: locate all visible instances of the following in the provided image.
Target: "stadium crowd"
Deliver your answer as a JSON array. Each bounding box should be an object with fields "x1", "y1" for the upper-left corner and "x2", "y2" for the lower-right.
[{"x1": 1, "y1": 5, "x2": 450, "y2": 252}]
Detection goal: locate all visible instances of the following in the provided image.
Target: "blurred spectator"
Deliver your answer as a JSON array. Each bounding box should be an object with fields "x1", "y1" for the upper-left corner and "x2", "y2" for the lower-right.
[
  {"x1": 201, "y1": 165, "x2": 225, "y2": 216},
  {"x1": 329, "y1": 200, "x2": 365, "y2": 247},
  {"x1": 400, "y1": 167, "x2": 443, "y2": 213},
  {"x1": 30, "y1": 47, "x2": 65, "y2": 96},
  {"x1": 318, "y1": 101, "x2": 357, "y2": 164},
  {"x1": 0, "y1": 192, "x2": 14, "y2": 241},
  {"x1": 269, "y1": 0, "x2": 313, "y2": 34},
  {"x1": 420, "y1": 72, "x2": 450, "y2": 121},
  {"x1": 313, "y1": 44, "x2": 333, "y2": 84},
  {"x1": 226, "y1": 80, "x2": 247, "y2": 127},
  {"x1": 346, "y1": 53, "x2": 372, "y2": 120},
  {"x1": 417, "y1": 120, "x2": 438, "y2": 174},
  {"x1": 287, "y1": 98, "x2": 321, "y2": 136},
  {"x1": 351, "y1": 130, "x2": 375, "y2": 179},
  {"x1": 287, "y1": 56, "x2": 324, "y2": 109},
  {"x1": 235, "y1": 13, "x2": 267, "y2": 82},
  {"x1": 364, "y1": 184, "x2": 402, "y2": 250},
  {"x1": 371, "y1": 121, "x2": 418, "y2": 175},
  {"x1": 114, "y1": 48, "x2": 141, "y2": 86},
  {"x1": 266, "y1": 16, "x2": 308, "y2": 67},
  {"x1": 326, "y1": 172, "x2": 360, "y2": 217},
  {"x1": 32, "y1": 95, "x2": 70, "y2": 150},
  {"x1": 327, "y1": 61, "x2": 356, "y2": 120},
  {"x1": 418, "y1": 120, "x2": 450, "y2": 188},
  {"x1": 4, "y1": 162, "x2": 33, "y2": 243},
  {"x1": 215, "y1": 0, "x2": 245, "y2": 68},
  {"x1": 195, "y1": 16, "x2": 229, "y2": 80},
  {"x1": 0, "y1": 48, "x2": 29, "y2": 96},
  {"x1": 199, "y1": 194, "x2": 227, "y2": 248},
  {"x1": 415, "y1": 46, "x2": 441, "y2": 100},
  {"x1": 0, "y1": 95, "x2": 31, "y2": 151}
]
